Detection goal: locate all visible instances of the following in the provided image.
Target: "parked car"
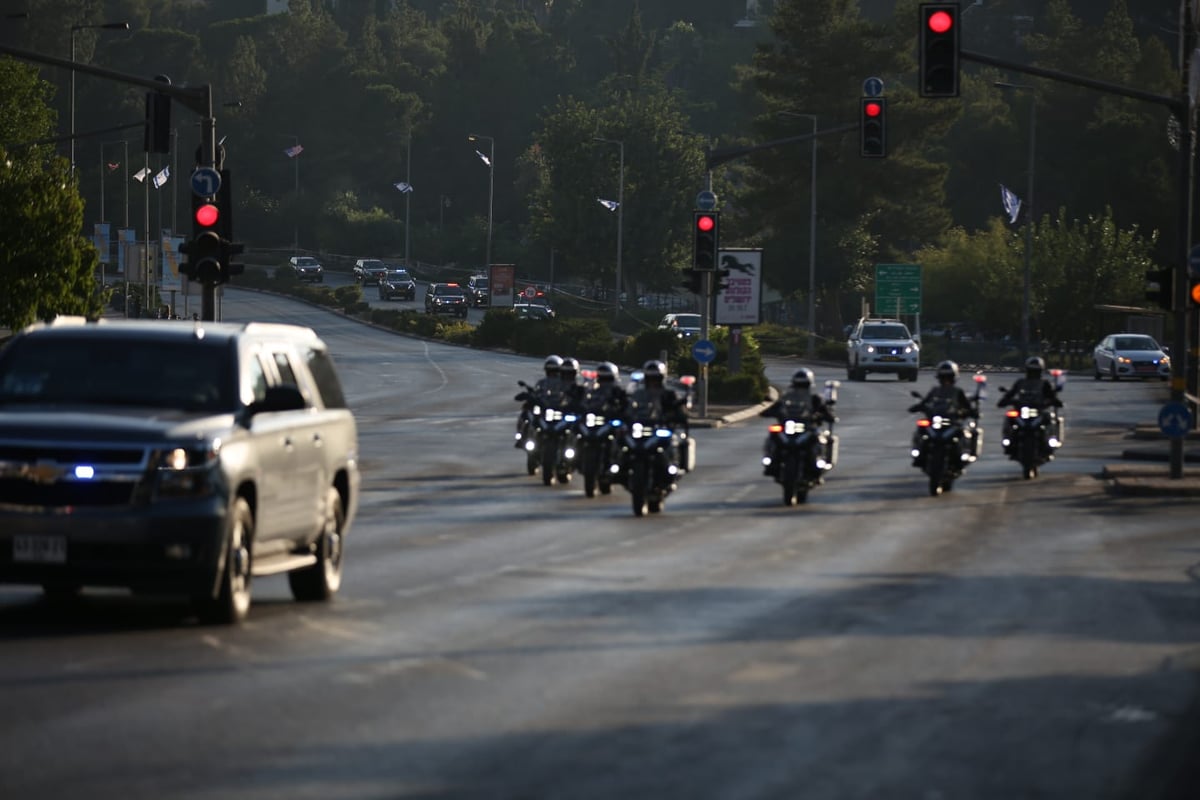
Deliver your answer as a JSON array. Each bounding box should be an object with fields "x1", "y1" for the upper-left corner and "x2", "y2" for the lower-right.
[
  {"x1": 0, "y1": 317, "x2": 360, "y2": 624},
  {"x1": 657, "y1": 313, "x2": 701, "y2": 338},
  {"x1": 353, "y1": 258, "x2": 389, "y2": 285},
  {"x1": 378, "y1": 267, "x2": 417, "y2": 301},
  {"x1": 846, "y1": 317, "x2": 920, "y2": 381},
  {"x1": 513, "y1": 303, "x2": 555, "y2": 321},
  {"x1": 1093, "y1": 333, "x2": 1170, "y2": 380},
  {"x1": 424, "y1": 282, "x2": 469, "y2": 317},
  {"x1": 466, "y1": 275, "x2": 490, "y2": 307},
  {"x1": 287, "y1": 256, "x2": 324, "y2": 283}
]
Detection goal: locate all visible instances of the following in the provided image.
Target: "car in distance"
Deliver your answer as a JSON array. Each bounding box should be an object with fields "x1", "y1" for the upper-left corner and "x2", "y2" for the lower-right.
[
  {"x1": 1093, "y1": 333, "x2": 1170, "y2": 380},
  {"x1": 353, "y1": 258, "x2": 389, "y2": 285},
  {"x1": 846, "y1": 317, "x2": 920, "y2": 381},
  {"x1": 424, "y1": 282, "x2": 469, "y2": 317},
  {"x1": 512, "y1": 303, "x2": 555, "y2": 321},
  {"x1": 657, "y1": 313, "x2": 702, "y2": 338},
  {"x1": 287, "y1": 255, "x2": 324, "y2": 283},
  {"x1": 378, "y1": 267, "x2": 417, "y2": 301},
  {"x1": 0, "y1": 317, "x2": 360, "y2": 624},
  {"x1": 466, "y1": 275, "x2": 490, "y2": 307}
]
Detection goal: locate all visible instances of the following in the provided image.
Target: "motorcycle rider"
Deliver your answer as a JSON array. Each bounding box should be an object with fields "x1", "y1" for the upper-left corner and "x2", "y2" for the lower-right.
[
  {"x1": 584, "y1": 361, "x2": 628, "y2": 417},
  {"x1": 759, "y1": 368, "x2": 836, "y2": 476},
  {"x1": 557, "y1": 357, "x2": 587, "y2": 411},
  {"x1": 996, "y1": 356, "x2": 1064, "y2": 456},
  {"x1": 514, "y1": 354, "x2": 563, "y2": 447},
  {"x1": 617, "y1": 360, "x2": 690, "y2": 481},
  {"x1": 908, "y1": 360, "x2": 979, "y2": 465}
]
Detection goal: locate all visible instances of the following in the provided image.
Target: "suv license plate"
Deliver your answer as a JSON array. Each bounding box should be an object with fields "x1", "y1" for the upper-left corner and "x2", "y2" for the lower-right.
[
  {"x1": 13, "y1": 535, "x2": 67, "y2": 564},
  {"x1": 879, "y1": 355, "x2": 901, "y2": 362}
]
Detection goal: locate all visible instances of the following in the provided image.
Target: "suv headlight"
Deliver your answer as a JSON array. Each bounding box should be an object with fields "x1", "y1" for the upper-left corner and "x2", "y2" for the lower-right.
[{"x1": 155, "y1": 440, "x2": 222, "y2": 497}]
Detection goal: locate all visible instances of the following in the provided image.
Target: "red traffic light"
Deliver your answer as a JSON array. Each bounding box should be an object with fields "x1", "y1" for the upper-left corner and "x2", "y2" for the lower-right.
[
  {"x1": 863, "y1": 101, "x2": 883, "y2": 118},
  {"x1": 195, "y1": 203, "x2": 219, "y2": 228},
  {"x1": 1191, "y1": 280, "x2": 1200, "y2": 305},
  {"x1": 927, "y1": 9, "x2": 953, "y2": 33},
  {"x1": 696, "y1": 214, "x2": 715, "y2": 232}
]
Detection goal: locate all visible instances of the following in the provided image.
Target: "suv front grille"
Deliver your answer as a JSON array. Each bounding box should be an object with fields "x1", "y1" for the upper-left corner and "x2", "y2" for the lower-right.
[{"x1": 0, "y1": 443, "x2": 149, "y2": 508}]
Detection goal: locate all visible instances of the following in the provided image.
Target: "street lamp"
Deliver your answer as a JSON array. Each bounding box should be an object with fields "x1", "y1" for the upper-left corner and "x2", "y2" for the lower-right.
[
  {"x1": 593, "y1": 137, "x2": 624, "y2": 319},
  {"x1": 468, "y1": 133, "x2": 494, "y2": 268},
  {"x1": 70, "y1": 21, "x2": 129, "y2": 174},
  {"x1": 779, "y1": 111, "x2": 819, "y2": 358},
  {"x1": 995, "y1": 81, "x2": 1037, "y2": 360}
]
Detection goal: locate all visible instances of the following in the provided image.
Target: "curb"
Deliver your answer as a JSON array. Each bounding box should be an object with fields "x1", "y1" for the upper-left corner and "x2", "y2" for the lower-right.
[{"x1": 1101, "y1": 464, "x2": 1200, "y2": 497}]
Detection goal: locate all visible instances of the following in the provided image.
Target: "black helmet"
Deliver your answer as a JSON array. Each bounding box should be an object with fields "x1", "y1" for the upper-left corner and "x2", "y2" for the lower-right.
[
  {"x1": 560, "y1": 357, "x2": 580, "y2": 381},
  {"x1": 544, "y1": 354, "x2": 563, "y2": 377},
  {"x1": 1025, "y1": 356, "x2": 1045, "y2": 380},
  {"x1": 936, "y1": 360, "x2": 959, "y2": 384},
  {"x1": 791, "y1": 368, "x2": 814, "y2": 390},
  {"x1": 596, "y1": 362, "x2": 619, "y2": 383},
  {"x1": 642, "y1": 359, "x2": 666, "y2": 385}
]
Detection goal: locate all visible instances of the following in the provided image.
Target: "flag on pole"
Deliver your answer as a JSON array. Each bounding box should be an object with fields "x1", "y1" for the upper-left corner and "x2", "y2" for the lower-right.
[
  {"x1": 596, "y1": 198, "x2": 619, "y2": 211},
  {"x1": 152, "y1": 165, "x2": 170, "y2": 189},
  {"x1": 1000, "y1": 184, "x2": 1022, "y2": 225},
  {"x1": 284, "y1": 144, "x2": 304, "y2": 158},
  {"x1": 393, "y1": 181, "x2": 414, "y2": 193},
  {"x1": 107, "y1": 162, "x2": 120, "y2": 172},
  {"x1": 133, "y1": 167, "x2": 150, "y2": 183},
  {"x1": 474, "y1": 149, "x2": 491, "y2": 167}
]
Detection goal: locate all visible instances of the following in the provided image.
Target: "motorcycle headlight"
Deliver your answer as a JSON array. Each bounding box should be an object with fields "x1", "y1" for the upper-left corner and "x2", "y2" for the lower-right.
[
  {"x1": 1019, "y1": 406, "x2": 1039, "y2": 419},
  {"x1": 655, "y1": 428, "x2": 673, "y2": 438},
  {"x1": 783, "y1": 420, "x2": 805, "y2": 435}
]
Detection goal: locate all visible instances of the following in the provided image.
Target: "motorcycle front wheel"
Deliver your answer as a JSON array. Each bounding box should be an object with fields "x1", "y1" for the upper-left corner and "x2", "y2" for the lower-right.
[
  {"x1": 541, "y1": 440, "x2": 556, "y2": 486},
  {"x1": 630, "y1": 461, "x2": 648, "y2": 517},
  {"x1": 928, "y1": 447, "x2": 946, "y2": 496},
  {"x1": 781, "y1": 455, "x2": 801, "y2": 507}
]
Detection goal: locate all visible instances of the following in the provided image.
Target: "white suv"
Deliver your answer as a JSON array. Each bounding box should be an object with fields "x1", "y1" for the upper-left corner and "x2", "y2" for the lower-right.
[{"x1": 846, "y1": 318, "x2": 920, "y2": 381}]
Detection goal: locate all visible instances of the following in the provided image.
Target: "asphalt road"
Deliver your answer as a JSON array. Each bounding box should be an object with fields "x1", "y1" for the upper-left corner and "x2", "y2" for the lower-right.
[{"x1": 2, "y1": 290, "x2": 1198, "y2": 800}]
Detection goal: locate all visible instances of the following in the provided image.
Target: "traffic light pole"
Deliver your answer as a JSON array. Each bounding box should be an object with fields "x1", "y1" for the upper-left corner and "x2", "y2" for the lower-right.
[{"x1": 957, "y1": 43, "x2": 1194, "y2": 478}]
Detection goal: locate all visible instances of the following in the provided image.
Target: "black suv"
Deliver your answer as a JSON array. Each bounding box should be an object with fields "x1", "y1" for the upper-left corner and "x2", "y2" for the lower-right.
[
  {"x1": 0, "y1": 318, "x2": 360, "y2": 624},
  {"x1": 466, "y1": 275, "x2": 490, "y2": 307},
  {"x1": 424, "y1": 282, "x2": 469, "y2": 317},
  {"x1": 378, "y1": 267, "x2": 417, "y2": 301}
]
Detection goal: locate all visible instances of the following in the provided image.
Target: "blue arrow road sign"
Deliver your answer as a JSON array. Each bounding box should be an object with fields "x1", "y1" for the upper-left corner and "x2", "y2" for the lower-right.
[
  {"x1": 191, "y1": 167, "x2": 221, "y2": 198},
  {"x1": 1158, "y1": 402, "x2": 1193, "y2": 437},
  {"x1": 1190, "y1": 243, "x2": 1200, "y2": 278},
  {"x1": 863, "y1": 76, "x2": 885, "y2": 97},
  {"x1": 692, "y1": 339, "x2": 716, "y2": 364},
  {"x1": 695, "y1": 190, "x2": 717, "y2": 211}
]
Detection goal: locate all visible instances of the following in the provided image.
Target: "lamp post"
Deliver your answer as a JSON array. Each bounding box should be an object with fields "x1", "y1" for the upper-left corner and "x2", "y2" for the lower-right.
[
  {"x1": 69, "y1": 21, "x2": 129, "y2": 175},
  {"x1": 404, "y1": 130, "x2": 412, "y2": 266},
  {"x1": 99, "y1": 139, "x2": 129, "y2": 228},
  {"x1": 468, "y1": 133, "x2": 494, "y2": 268},
  {"x1": 281, "y1": 133, "x2": 301, "y2": 252},
  {"x1": 995, "y1": 81, "x2": 1036, "y2": 361},
  {"x1": 779, "y1": 112, "x2": 819, "y2": 357},
  {"x1": 593, "y1": 137, "x2": 625, "y2": 319}
]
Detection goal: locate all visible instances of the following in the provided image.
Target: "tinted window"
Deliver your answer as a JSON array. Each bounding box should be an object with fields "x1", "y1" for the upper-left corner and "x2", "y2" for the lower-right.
[
  {"x1": 0, "y1": 336, "x2": 237, "y2": 412},
  {"x1": 305, "y1": 348, "x2": 348, "y2": 409},
  {"x1": 1114, "y1": 336, "x2": 1157, "y2": 351},
  {"x1": 272, "y1": 351, "x2": 299, "y2": 387},
  {"x1": 862, "y1": 325, "x2": 910, "y2": 339}
]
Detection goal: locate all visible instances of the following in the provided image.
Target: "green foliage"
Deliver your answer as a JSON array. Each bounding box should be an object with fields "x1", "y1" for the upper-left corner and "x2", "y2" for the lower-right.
[{"x1": 0, "y1": 60, "x2": 100, "y2": 332}]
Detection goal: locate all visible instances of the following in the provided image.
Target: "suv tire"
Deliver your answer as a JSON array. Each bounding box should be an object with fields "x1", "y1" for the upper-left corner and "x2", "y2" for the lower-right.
[
  {"x1": 196, "y1": 496, "x2": 254, "y2": 625},
  {"x1": 289, "y1": 487, "x2": 345, "y2": 602}
]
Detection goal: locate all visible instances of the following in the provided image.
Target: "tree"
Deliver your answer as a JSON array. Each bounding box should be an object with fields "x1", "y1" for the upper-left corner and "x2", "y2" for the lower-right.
[{"x1": 0, "y1": 58, "x2": 100, "y2": 332}]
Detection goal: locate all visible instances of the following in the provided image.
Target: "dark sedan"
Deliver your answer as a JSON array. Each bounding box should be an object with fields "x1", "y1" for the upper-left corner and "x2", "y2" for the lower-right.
[{"x1": 378, "y1": 268, "x2": 417, "y2": 301}]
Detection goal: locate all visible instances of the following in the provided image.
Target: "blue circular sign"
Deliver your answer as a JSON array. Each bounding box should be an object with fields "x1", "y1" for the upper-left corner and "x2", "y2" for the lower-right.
[
  {"x1": 863, "y1": 77, "x2": 885, "y2": 97},
  {"x1": 1190, "y1": 244, "x2": 1200, "y2": 278},
  {"x1": 1158, "y1": 401, "x2": 1192, "y2": 437},
  {"x1": 695, "y1": 190, "x2": 717, "y2": 211},
  {"x1": 692, "y1": 339, "x2": 716, "y2": 364},
  {"x1": 190, "y1": 167, "x2": 221, "y2": 198}
]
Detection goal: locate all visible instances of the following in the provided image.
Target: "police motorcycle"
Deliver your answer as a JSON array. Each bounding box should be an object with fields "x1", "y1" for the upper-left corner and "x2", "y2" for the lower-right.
[
  {"x1": 575, "y1": 370, "x2": 623, "y2": 498},
  {"x1": 908, "y1": 372, "x2": 987, "y2": 497},
  {"x1": 998, "y1": 368, "x2": 1066, "y2": 480},
  {"x1": 614, "y1": 369, "x2": 696, "y2": 517},
  {"x1": 515, "y1": 381, "x2": 578, "y2": 484},
  {"x1": 764, "y1": 380, "x2": 841, "y2": 506}
]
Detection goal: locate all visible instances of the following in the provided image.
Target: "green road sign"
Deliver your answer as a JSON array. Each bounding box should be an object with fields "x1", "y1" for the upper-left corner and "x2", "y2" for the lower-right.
[{"x1": 875, "y1": 263, "x2": 921, "y2": 315}]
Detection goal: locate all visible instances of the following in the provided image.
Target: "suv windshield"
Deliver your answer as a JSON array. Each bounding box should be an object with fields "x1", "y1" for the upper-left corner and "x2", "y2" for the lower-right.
[
  {"x1": 435, "y1": 284, "x2": 464, "y2": 296},
  {"x1": 0, "y1": 336, "x2": 237, "y2": 412},
  {"x1": 295, "y1": 257, "x2": 318, "y2": 267},
  {"x1": 861, "y1": 324, "x2": 910, "y2": 339},
  {"x1": 386, "y1": 270, "x2": 411, "y2": 281}
]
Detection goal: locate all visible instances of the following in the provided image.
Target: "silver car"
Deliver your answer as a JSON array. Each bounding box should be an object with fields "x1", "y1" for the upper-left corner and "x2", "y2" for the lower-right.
[{"x1": 1093, "y1": 333, "x2": 1170, "y2": 380}]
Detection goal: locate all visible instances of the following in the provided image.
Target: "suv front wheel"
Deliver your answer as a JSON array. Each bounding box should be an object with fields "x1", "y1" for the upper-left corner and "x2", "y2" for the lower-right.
[{"x1": 196, "y1": 496, "x2": 254, "y2": 625}]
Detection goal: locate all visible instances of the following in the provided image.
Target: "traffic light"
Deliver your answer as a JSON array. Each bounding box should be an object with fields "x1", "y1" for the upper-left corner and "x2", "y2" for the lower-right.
[
  {"x1": 1144, "y1": 268, "x2": 1174, "y2": 311},
  {"x1": 693, "y1": 211, "x2": 719, "y2": 271},
  {"x1": 919, "y1": 3, "x2": 960, "y2": 98},
  {"x1": 681, "y1": 268, "x2": 703, "y2": 294},
  {"x1": 1190, "y1": 277, "x2": 1200, "y2": 308},
  {"x1": 714, "y1": 268, "x2": 731, "y2": 297},
  {"x1": 860, "y1": 97, "x2": 886, "y2": 158},
  {"x1": 179, "y1": 192, "x2": 223, "y2": 284}
]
